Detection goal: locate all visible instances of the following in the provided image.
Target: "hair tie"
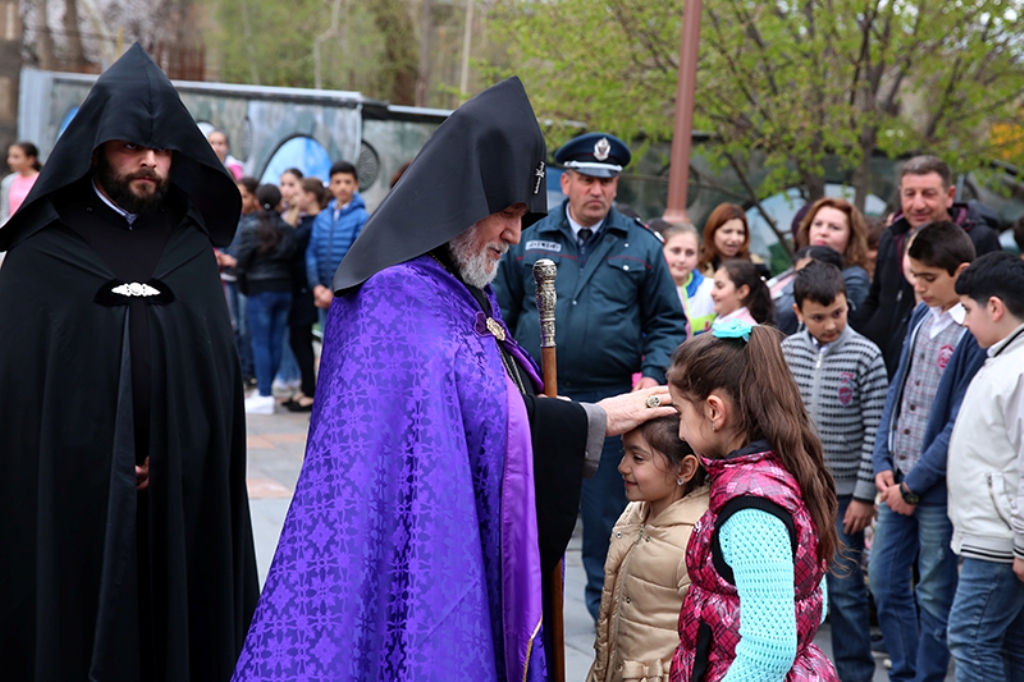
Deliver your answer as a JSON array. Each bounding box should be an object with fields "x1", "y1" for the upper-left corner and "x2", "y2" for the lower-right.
[{"x1": 712, "y1": 318, "x2": 753, "y2": 342}]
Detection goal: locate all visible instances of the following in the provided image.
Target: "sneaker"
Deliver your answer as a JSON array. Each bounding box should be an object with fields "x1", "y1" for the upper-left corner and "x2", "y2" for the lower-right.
[
  {"x1": 272, "y1": 378, "x2": 301, "y2": 398},
  {"x1": 244, "y1": 394, "x2": 276, "y2": 414}
]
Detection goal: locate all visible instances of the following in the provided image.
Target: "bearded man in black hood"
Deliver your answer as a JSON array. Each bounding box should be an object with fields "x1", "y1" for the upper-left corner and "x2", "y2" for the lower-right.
[{"x1": 0, "y1": 44, "x2": 258, "y2": 680}]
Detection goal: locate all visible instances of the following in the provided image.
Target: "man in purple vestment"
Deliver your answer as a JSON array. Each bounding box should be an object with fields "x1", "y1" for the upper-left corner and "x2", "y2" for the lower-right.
[{"x1": 232, "y1": 77, "x2": 675, "y2": 682}]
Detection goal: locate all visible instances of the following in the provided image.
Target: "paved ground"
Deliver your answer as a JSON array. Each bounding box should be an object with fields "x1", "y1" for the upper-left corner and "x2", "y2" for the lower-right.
[{"x1": 245, "y1": 405, "x2": 941, "y2": 681}]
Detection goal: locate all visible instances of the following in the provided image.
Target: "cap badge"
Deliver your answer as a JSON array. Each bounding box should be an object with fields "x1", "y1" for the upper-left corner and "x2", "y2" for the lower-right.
[
  {"x1": 533, "y1": 161, "x2": 546, "y2": 195},
  {"x1": 594, "y1": 137, "x2": 611, "y2": 161}
]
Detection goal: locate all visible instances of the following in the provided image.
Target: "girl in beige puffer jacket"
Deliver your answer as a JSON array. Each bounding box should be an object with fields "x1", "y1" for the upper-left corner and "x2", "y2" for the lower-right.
[{"x1": 587, "y1": 414, "x2": 709, "y2": 682}]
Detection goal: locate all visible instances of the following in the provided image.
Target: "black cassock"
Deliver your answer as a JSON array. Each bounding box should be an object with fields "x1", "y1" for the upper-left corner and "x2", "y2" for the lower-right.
[
  {"x1": 0, "y1": 44, "x2": 258, "y2": 681},
  {"x1": 454, "y1": 251, "x2": 591, "y2": 669}
]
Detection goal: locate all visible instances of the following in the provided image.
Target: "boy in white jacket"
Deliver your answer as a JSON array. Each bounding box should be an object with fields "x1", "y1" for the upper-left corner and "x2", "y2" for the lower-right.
[{"x1": 947, "y1": 251, "x2": 1024, "y2": 682}]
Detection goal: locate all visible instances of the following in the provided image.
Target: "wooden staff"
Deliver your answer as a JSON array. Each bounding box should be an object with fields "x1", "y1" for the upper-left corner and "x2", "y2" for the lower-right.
[{"x1": 532, "y1": 258, "x2": 564, "y2": 682}]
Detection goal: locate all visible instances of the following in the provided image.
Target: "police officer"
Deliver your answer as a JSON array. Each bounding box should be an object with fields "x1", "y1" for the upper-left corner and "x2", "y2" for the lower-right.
[{"x1": 494, "y1": 132, "x2": 687, "y2": 623}]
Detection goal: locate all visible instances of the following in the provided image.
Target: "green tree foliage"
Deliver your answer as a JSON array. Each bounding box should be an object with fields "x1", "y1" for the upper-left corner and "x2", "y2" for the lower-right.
[
  {"x1": 371, "y1": 0, "x2": 419, "y2": 104},
  {"x1": 486, "y1": 1, "x2": 680, "y2": 144},
  {"x1": 488, "y1": 0, "x2": 1024, "y2": 211},
  {"x1": 207, "y1": 0, "x2": 389, "y2": 92}
]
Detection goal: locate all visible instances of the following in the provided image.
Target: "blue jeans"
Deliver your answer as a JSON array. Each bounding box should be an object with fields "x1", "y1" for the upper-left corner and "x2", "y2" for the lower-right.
[
  {"x1": 828, "y1": 495, "x2": 877, "y2": 682},
  {"x1": 948, "y1": 557, "x2": 1024, "y2": 682},
  {"x1": 225, "y1": 281, "x2": 254, "y2": 380},
  {"x1": 247, "y1": 291, "x2": 292, "y2": 397},
  {"x1": 868, "y1": 502, "x2": 959, "y2": 682},
  {"x1": 275, "y1": 339, "x2": 300, "y2": 384},
  {"x1": 570, "y1": 384, "x2": 631, "y2": 623}
]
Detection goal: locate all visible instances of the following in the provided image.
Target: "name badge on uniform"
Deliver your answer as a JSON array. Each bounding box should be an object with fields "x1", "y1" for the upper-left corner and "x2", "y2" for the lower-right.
[{"x1": 525, "y1": 240, "x2": 562, "y2": 252}]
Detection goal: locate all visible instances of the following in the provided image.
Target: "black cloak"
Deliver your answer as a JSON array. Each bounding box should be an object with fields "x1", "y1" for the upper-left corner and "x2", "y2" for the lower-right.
[{"x1": 0, "y1": 44, "x2": 258, "y2": 681}]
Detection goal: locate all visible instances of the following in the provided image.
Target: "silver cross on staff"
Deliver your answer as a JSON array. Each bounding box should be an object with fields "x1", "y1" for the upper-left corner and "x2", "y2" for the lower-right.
[{"x1": 533, "y1": 162, "x2": 546, "y2": 195}]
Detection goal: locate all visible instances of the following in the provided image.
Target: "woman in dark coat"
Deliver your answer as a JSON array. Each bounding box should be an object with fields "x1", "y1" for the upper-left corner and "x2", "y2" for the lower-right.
[
  {"x1": 237, "y1": 184, "x2": 295, "y2": 414},
  {"x1": 282, "y1": 177, "x2": 327, "y2": 411}
]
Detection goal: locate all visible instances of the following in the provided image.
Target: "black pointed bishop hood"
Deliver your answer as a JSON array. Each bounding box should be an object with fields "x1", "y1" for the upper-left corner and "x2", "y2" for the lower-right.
[
  {"x1": 333, "y1": 76, "x2": 548, "y2": 293},
  {"x1": 0, "y1": 43, "x2": 240, "y2": 250}
]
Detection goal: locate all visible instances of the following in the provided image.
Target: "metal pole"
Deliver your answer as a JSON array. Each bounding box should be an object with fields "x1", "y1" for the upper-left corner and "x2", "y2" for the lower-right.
[
  {"x1": 314, "y1": 0, "x2": 344, "y2": 90},
  {"x1": 458, "y1": 0, "x2": 475, "y2": 104},
  {"x1": 663, "y1": 0, "x2": 702, "y2": 224},
  {"x1": 0, "y1": 0, "x2": 24, "y2": 156},
  {"x1": 532, "y1": 258, "x2": 564, "y2": 682}
]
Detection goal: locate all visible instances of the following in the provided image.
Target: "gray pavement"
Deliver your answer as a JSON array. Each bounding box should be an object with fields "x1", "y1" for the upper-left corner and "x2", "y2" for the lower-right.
[{"x1": 245, "y1": 406, "x2": 928, "y2": 682}]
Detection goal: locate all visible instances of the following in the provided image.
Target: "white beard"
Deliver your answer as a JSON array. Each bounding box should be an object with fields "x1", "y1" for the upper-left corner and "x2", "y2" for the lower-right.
[{"x1": 449, "y1": 227, "x2": 506, "y2": 289}]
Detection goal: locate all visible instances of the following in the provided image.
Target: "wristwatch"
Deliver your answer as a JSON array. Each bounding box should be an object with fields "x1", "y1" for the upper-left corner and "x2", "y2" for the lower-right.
[{"x1": 899, "y1": 482, "x2": 920, "y2": 505}]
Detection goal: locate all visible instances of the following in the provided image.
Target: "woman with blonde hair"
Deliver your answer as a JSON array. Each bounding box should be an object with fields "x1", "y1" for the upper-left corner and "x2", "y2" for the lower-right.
[{"x1": 795, "y1": 197, "x2": 871, "y2": 314}]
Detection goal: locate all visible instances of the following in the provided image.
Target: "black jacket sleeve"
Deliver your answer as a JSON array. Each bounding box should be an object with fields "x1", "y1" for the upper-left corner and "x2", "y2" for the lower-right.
[
  {"x1": 235, "y1": 225, "x2": 258, "y2": 273},
  {"x1": 524, "y1": 393, "x2": 589, "y2": 574},
  {"x1": 856, "y1": 228, "x2": 892, "y2": 336},
  {"x1": 970, "y1": 226, "x2": 1002, "y2": 257}
]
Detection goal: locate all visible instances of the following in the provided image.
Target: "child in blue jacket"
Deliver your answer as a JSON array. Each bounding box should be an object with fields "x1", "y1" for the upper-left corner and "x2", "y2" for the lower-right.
[{"x1": 306, "y1": 161, "x2": 369, "y2": 326}]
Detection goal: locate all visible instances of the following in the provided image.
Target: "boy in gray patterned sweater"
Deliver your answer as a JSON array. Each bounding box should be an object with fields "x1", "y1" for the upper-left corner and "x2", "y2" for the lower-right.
[{"x1": 781, "y1": 260, "x2": 888, "y2": 682}]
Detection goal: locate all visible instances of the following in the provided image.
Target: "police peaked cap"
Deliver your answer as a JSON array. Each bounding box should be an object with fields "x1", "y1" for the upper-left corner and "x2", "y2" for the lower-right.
[{"x1": 554, "y1": 132, "x2": 631, "y2": 178}]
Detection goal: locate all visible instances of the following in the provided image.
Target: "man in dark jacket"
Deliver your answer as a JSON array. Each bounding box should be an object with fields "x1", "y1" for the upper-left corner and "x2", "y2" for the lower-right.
[
  {"x1": 494, "y1": 132, "x2": 687, "y2": 622},
  {"x1": 858, "y1": 155, "x2": 1002, "y2": 376},
  {"x1": 0, "y1": 45, "x2": 258, "y2": 681}
]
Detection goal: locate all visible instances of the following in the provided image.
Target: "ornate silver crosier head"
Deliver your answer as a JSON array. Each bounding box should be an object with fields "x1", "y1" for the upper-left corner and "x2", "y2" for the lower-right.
[{"x1": 532, "y1": 258, "x2": 557, "y2": 349}]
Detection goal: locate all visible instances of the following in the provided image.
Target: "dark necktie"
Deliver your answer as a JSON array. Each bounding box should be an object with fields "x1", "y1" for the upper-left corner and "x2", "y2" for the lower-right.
[{"x1": 578, "y1": 227, "x2": 593, "y2": 266}]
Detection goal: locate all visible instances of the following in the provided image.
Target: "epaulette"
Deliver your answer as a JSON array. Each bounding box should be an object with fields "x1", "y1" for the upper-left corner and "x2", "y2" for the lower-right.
[{"x1": 632, "y1": 217, "x2": 665, "y2": 244}]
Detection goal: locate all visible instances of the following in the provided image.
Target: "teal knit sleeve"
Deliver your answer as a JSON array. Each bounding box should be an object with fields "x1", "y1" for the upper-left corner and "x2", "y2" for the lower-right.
[
  {"x1": 820, "y1": 577, "x2": 828, "y2": 625},
  {"x1": 719, "y1": 508, "x2": 797, "y2": 682}
]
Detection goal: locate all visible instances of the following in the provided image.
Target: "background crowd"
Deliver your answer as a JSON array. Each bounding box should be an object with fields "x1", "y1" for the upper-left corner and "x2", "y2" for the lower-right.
[{"x1": 204, "y1": 130, "x2": 371, "y2": 416}]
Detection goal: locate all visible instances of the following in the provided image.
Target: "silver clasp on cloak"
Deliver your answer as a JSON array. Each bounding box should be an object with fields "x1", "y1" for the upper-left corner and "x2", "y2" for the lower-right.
[{"x1": 111, "y1": 282, "x2": 161, "y2": 298}]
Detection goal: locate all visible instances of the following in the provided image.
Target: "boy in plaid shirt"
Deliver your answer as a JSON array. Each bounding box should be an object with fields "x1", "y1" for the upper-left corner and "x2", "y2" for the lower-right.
[{"x1": 870, "y1": 222, "x2": 986, "y2": 682}]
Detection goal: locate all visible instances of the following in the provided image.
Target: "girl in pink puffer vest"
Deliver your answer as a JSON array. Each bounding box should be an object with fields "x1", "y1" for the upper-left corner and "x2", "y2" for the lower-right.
[{"x1": 666, "y1": 319, "x2": 839, "y2": 681}]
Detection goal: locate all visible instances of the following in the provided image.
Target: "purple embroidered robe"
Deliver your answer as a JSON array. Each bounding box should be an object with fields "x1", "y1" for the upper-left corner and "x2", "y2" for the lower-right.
[{"x1": 233, "y1": 256, "x2": 546, "y2": 681}]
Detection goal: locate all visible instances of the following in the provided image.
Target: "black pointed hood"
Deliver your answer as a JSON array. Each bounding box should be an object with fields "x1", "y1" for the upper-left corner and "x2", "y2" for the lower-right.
[
  {"x1": 333, "y1": 76, "x2": 548, "y2": 292},
  {"x1": 0, "y1": 43, "x2": 240, "y2": 250}
]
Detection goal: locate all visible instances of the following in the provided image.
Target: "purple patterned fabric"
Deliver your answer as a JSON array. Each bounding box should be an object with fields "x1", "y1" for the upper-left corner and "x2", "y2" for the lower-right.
[
  {"x1": 233, "y1": 255, "x2": 546, "y2": 681},
  {"x1": 501, "y1": 374, "x2": 546, "y2": 682}
]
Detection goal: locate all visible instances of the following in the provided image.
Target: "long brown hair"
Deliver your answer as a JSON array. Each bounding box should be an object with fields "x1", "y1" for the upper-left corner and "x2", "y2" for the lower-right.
[
  {"x1": 796, "y1": 197, "x2": 869, "y2": 269},
  {"x1": 699, "y1": 203, "x2": 749, "y2": 272},
  {"x1": 255, "y1": 184, "x2": 284, "y2": 254},
  {"x1": 666, "y1": 326, "x2": 839, "y2": 565}
]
